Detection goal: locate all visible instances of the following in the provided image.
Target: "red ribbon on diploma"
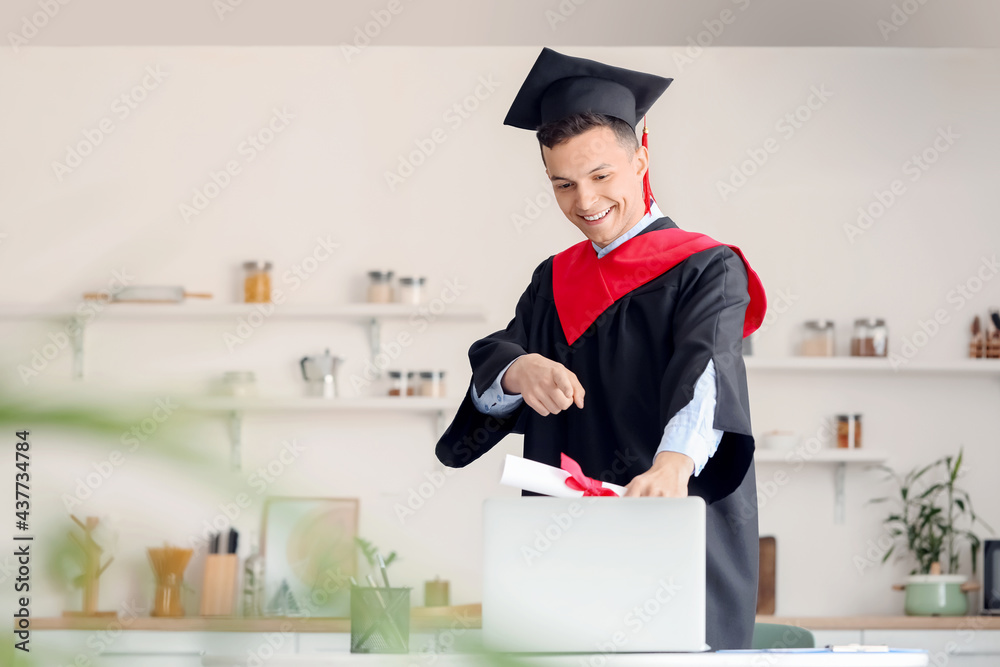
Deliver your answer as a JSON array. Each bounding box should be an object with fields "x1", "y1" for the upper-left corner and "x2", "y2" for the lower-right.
[{"x1": 561, "y1": 453, "x2": 620, "y2": 497}]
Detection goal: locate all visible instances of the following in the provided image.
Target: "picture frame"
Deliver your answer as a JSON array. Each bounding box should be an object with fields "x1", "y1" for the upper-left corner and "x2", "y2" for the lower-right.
[{"x1": 261, "y1": 496, "x2": 359, "y2": 617}]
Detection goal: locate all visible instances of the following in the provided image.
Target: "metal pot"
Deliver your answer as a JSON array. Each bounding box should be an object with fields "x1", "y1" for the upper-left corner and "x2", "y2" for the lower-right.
[{"x1": 893, "y1": 574, "x2": 978, "y2": 616}]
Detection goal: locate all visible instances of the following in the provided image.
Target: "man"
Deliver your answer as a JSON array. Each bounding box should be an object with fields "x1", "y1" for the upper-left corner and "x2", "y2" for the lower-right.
[{"x1": 435, "y1": 48, "x2": 767, "y2": 650}]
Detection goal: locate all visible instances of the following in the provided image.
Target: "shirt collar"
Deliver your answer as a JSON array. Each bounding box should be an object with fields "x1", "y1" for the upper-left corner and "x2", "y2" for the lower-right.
[{"x1": 592, "y1": 200, "x2": 665, "y2": 258}]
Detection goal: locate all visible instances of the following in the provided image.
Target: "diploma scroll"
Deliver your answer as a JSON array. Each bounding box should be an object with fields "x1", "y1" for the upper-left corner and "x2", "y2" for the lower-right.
[{"x1": 500, "y1": 454, "x2": 626, "y2": 498}]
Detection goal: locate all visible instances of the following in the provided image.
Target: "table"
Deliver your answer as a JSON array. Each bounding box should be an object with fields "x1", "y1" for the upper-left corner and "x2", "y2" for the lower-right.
[{"x1": 203, "y1": 650, "x2": 929, "y2": 666}]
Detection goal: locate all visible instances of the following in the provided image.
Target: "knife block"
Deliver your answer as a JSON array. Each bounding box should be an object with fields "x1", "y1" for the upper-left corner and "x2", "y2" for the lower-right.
[{"x1": 200, "y1": 554, "x2": 238, "y2": 616}]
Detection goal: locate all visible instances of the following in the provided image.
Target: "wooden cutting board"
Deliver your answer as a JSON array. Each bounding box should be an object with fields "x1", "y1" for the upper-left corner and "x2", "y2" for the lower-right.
[{"x1": 757, "y1": 536, "x2": 776, "y2": 615}]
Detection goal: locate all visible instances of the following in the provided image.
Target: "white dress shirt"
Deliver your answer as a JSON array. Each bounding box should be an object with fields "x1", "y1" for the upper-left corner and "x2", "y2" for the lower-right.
[{"x1": 469, "y1": 201, "x2": 724, "y2": 477}]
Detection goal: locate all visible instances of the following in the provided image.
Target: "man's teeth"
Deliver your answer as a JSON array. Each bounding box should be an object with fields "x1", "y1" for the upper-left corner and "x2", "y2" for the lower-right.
[{"x1": 583, "y1": 207, "x2": 611, "y2": 221}]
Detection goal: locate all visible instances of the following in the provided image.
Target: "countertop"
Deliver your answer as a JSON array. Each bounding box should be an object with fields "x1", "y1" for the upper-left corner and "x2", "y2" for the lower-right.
[{"x1": 25, "y1": 607, "x2": 1000, "y2": 632}]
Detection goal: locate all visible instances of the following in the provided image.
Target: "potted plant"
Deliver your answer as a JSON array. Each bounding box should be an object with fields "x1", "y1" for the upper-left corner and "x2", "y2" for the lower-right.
[{"x1": 869, "y1": 448, "x2": 991, "y2": 616}]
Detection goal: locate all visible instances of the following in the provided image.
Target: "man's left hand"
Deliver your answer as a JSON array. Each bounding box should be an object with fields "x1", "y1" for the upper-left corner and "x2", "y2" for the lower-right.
[{"x1": 624, "y1": 451, "x2": 694, "y2": 497}]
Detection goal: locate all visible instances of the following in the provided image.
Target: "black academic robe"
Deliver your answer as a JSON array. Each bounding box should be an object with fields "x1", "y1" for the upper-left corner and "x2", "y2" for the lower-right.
[{"x1": 435, "y1": 215, "x2": 761, "y2": 650}]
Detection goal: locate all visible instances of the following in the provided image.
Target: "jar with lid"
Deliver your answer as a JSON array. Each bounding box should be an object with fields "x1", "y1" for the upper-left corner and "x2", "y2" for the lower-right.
[
  {"x1": 367, "y1": 270, "x2": 394, "y2": 304},
  {"x1": 799, "y1": 320, "x2": 835, "y2": 357},
  {"x1": 850, "y1": 318, "x2": 888, "y2": 357},
  {"x1": 243, "y1": 261, "x2": 273, "y2": 303},
  {"x1": 396, "y1": 276, "x2": 426, "y2": 305},
  {"x1": 836, "y1": 414, "x2": 863, "y2": 448},
  {"x1": 418, "y1": 370, "x2": 446, "y2": 397},
  {"x1": 222, "y1": 371, "x2": 257, "y2": 397},
  {"x1": 387, "y1": 370, "x2": 416, "y2": 396}
]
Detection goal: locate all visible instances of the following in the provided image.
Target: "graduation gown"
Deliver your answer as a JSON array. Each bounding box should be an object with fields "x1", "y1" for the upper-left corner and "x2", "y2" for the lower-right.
[{"x1": 435, "y1": 214, "x2": 766, "y2": 650}]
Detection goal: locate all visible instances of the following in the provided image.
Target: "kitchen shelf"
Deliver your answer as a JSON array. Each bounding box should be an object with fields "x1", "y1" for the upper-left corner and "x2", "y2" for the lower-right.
[
  {"x1": 745, "y1": 356, "x2": 1000, "y2": 522},
  {"x1": 0, "y1": 302, "x2": 487, "y2": 379},
  {"x1": 0, "y1": 301, "x2": 481, "y2": 471},
  {"x1": 754, "y1": 448, "x2": 889, "y2": 524},
  {"x1": 188, "y1": 396, "x2": 460, "y2": 471},
  {"x1": 25, "y1": 604, "x2": 483, "y2": 632},
  {"x1": 193, "y1": 396, "x2": 457, "y2": 412},
  {"x1": 0, "y1": 302, "x2": 487, "y2": 321},
  {"x1": 745, "y1": 356, "x2": 1000, "y2": 374},
  {"x1": 753, "y1": 449, "x2": 887, "y2": 463}
]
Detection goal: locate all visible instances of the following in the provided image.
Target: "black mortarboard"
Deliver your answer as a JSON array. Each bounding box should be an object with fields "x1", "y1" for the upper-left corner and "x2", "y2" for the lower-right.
[{"x1": 503, "y1": 47, "x2": 672, "y2": 131}]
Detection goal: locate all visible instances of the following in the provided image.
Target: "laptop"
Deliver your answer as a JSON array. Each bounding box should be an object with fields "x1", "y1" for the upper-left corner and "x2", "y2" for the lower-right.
[{"x1": 482, "y1": 496, "x2": 708, "y2": 653}]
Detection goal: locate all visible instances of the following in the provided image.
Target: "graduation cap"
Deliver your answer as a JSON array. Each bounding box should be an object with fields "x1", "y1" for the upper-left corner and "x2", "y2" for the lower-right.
[{"x1": 503, "y1": 47, "x2": 672, "y2": 214}]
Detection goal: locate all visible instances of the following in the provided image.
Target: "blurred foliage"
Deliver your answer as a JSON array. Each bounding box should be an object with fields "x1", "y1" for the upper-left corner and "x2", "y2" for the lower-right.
[
  {"x1": 1, "y1": 387, "x2": 559, "y2": 664},
  {"x1": 356, "y1": 536, "x2": 398, "y2": 571}
]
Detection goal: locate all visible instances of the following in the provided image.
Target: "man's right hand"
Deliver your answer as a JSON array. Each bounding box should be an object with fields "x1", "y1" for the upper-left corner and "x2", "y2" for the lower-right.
[{"x1": 501, "y1": 353, "x2": 585, "y2": 416}]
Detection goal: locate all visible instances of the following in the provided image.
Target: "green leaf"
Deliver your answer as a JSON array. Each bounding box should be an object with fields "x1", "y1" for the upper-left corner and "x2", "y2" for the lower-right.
[
  {"x1": 911, "y1": 462, "x2": 938, "y2": 482},
  {"x1": 881, "y1": 545, "x2": 896, "y2": 563},
  {"x1": 917, "y1": 484, "x2": 943, "y2": 500}
]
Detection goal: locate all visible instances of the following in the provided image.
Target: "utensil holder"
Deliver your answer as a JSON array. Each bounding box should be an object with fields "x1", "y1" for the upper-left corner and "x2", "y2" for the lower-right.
[
  {"x1": 350, "y1": 585, "x2": 410, "y2": 653},
  {"x1": 200, "y1": 554, "x2": 238, "y2": 616}
]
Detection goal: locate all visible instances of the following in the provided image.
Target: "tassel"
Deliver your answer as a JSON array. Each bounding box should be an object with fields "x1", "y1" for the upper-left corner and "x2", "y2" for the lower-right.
[{"x1": 641, "y1": 115, "x2": 653, "y2": 216}]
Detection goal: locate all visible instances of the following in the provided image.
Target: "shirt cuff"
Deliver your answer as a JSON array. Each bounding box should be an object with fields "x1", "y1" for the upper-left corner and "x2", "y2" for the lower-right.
[
  {"x1": 469, "y1": 357, "x2": 524, "y2": 416},
  {"x1": 655, "y1": 359, "x2": 725, "y2": 477},
  {"x1": 656, "y1": 426, "x2": 724, "y2": 477}
]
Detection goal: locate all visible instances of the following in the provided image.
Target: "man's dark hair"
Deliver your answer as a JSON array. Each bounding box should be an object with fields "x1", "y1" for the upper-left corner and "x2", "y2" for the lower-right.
[{"x1": 536, "y1": 112, "x2": 640, "y2": 164}]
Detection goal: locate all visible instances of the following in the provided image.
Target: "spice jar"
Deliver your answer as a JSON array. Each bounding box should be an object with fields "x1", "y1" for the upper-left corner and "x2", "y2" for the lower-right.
[
  {"x1": 396, "y1": 276, "x2": 426, "y2": 305},
  {"x1": 418, "y1": 370, "x2": 446, "y2": 397},
  {"x1": 800, "y1": 320, "x2": 835, "y2": 357},
  {"x1": 367, "y1": 270, "x2": 394, "y2": 304},
  {"x1": 243, "y1": 261, "x2": 273, "y2": 303},
  {"x1": 424, "y1": 577, "x2": 450, "y2": 607},
  {"x1": 850, "y1": 318, "x2": 888, "y2": 357},
  {"x1": 836, "y1": 414, "x2": 863, "y2": 449},
  {"x1": 387, "y1": 370, "x2": 416, "y2": 396}
]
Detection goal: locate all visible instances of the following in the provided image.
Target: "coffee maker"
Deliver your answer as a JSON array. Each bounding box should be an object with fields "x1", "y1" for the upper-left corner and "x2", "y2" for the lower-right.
[{"x1": 299, "y1": 349, "x2": 344, "y2": 399}]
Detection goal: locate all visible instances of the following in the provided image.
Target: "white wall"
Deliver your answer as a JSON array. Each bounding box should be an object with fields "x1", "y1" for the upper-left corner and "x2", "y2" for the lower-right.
[{"x1": 1, "y1": 45, "x2": 999, "y2": 618}]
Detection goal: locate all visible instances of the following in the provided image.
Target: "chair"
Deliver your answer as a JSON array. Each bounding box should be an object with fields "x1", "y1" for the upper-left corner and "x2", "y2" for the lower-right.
[{"x1": 751, "y1": 622, "x2": 815, "y2": 649}]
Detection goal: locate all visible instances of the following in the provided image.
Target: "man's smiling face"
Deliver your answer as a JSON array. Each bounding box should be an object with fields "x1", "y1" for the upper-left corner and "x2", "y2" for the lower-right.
[{"x1": 543, "y1": 124, "x2": 649, "y2": 249}]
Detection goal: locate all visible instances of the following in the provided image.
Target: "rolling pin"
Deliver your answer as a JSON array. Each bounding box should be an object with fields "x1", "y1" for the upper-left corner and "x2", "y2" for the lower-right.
[{"x1": 82, "y1": 286, "x2": 213, "y2": 303}]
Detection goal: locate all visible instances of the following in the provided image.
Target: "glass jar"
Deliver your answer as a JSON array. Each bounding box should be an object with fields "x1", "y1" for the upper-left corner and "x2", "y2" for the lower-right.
[
  {"x1": 367, "y1": 270, "x2": 394, "y2": 304},
  {"x1": 851, "y1": 318, "x2": 888, "y2": 357},
  {"x1": 243, "y1": 261, "x2": 273, "y2": 303},
  {"x1": 222, "y1": 371, "x2": 257, "y2": 397},
  {"x1": 387, "y1": 370, "x2": 416, "y2": 396},
  {"x1": 800, "y1": 320, "x2": 835, "y2": 357},
  {"x1": 418, "y1": 370, "x2": 446, "y2": 397},
  {"x1": 396, "y1": 276, "x2": 426, "y2": 305},
  {"x1": 147, "y1": 546, "x2": 192, "y2": 618},
  {"x1": 241, "y1": 536, "x2": 265, "y2": 618},
  {"x1": 836, "y1": 414, "x2": 863, "y2": 449},
  {"x1": 153, "y1": 572, "x2": 184, "y2": 617}
]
